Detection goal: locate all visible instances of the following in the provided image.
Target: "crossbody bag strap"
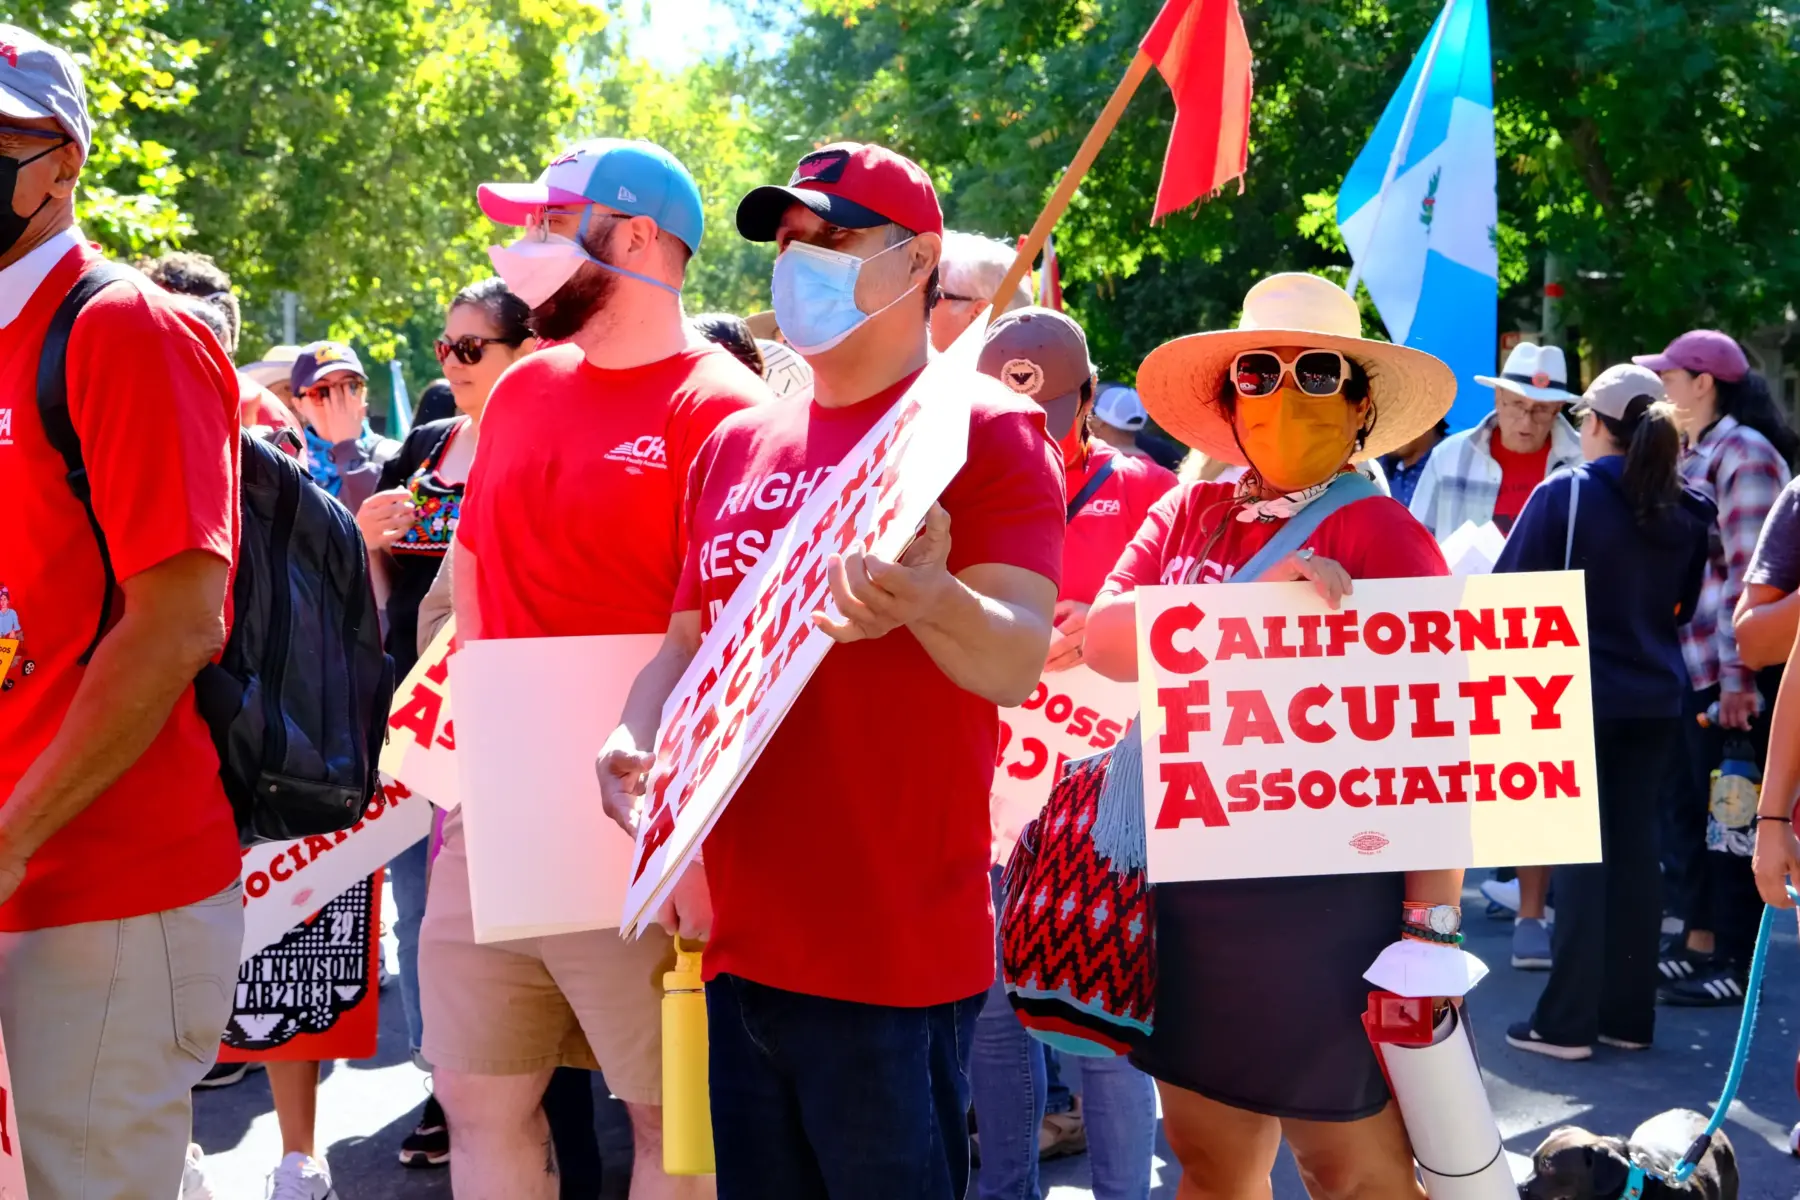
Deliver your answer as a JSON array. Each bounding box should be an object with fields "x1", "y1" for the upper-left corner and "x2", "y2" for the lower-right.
[
  {"x1": 1232, "y1": 471, "x2": 1382, "y2": 584},
  {"x1": 35, "y1": 261, "x2": 139, "y2": 664},
  {"x1": 1066, "y1": 456, "x2": 1118, "y2": 524},
  {"x1": 1563, "y1": 472, "x2": 1580, "y2": 571}
]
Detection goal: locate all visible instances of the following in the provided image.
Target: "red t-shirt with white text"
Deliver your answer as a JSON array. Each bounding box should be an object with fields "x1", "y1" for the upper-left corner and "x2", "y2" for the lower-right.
[
  {"x1": 1102, "y1": 478, "x2": 1447, "y2": 596},
  {"x1": 1062, "y1": 441, "x2": 1177, "y2": 605},
  {"x1": 677, "y1": 369, "x2": 1065, "y2": 1006},
  {"x1": 0, "y1": 244, "x2": 242, "y2": 930},
  {"x1": 458, "y1": 344, "x2": 765, "y2": 637}
]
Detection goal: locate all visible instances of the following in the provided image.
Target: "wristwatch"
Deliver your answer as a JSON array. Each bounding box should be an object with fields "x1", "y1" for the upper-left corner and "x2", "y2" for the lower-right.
[{"x1": 1403, "y1": 904, "x2": 1463, "y2": 940}]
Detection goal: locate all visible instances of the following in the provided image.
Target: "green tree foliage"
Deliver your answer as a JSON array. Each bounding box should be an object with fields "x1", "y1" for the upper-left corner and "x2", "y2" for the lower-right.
[{"x1": 747, "y1": 0, "x2": 1800, "y2": 378}]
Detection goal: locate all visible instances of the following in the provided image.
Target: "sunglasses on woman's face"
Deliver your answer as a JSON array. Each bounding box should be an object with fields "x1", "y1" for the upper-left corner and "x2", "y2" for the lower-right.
[
  {"x1": 435, "y1": 335, "x2": 509, "y2": 366},
  {"x1": 1232, "y1": 350, "x2": 1352, "y2": 399}
]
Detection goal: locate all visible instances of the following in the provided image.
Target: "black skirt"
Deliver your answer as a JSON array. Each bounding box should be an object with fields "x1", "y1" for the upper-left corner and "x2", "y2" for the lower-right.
[{"x1": 1130, "y1": 871, "x2": 1405, "y2": 1122}]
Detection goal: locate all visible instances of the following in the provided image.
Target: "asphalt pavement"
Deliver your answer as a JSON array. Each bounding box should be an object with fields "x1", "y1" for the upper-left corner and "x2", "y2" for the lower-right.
[{"x1": 193, "y1": 883, "x2": 1800, "y2": 1198}]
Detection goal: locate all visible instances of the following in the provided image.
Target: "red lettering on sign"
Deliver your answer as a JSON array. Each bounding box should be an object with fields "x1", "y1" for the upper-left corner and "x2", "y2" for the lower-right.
[
  {"x1": 1288, "y1": 685, "x2": 1335, "y2": 744},
  {"x1": 1262, "y1": 767, "x2": 1296, "y2": 810},
  {"x1": 1297, "y1": 613, "x2": 1325, "y2": 658},
  {"x1": 1006, "y1": 737, "x2": 1049, "y2": 780},
  {"x1": 436, "y1": 719, "x2": 455, "y2": 751},
  {"x1": 1373, "y1": 766, "x2": 1399, "y2": 806},
  {"x1": 1409, "y1": 609, "x2": 1452, "y2": 654},
  {"x1": 631, "y1": 805, "x2": 675, "y2": 882},
  {"x1": 1155, "y1": 762, "x2": 1228, "y2": 828},
  {"x1": 303, "y1": 835, "x2": 336, "y2": 861},
  {"x1": 1214, "y1": 616, "x2": 1260, "y2": 661},
  {"x1": 1438, "y1": 761, "x2": 1471, "y2": 803},
  {"x1": 1262, "y1": 616, "x2": 1298, "y2": 659},
  {"x1": 1458, "y1": 676, "x2": 1506, "y2": 735},
  {"x1": 1150, "y1": 603, "x2": 1208, "y2": 673},
  {"x1": 1501, "y1": 762, "x2": 1537, "y2": 800},
  {"x1": 1473, "y1": 762, "x2": 1499, "y2": 801},
  {"x1": 424, "y1": 642, "x2": 458, "y2": 685},
  {"x1": 1226, "y1": 769, "x2": 1259, "y2": 812},
  {"x1": 1341, "y1": 767, "x2": 1372, "y2": 807},
  {"x1": 1223, "y1": 690, "x2": 1283, "y2": 746},
  {"x1": 1456, "y1": 608, "x2": 1500, "y2": 650},
  {"x1": 1532, "y1": 605, "x2": 1581, "y2": 648},
  {"x1": 1325, "y1": 610, "x2": 1360, "y2": 656},
  {"x1": 1515, "y1": 674, "x2": 1573, "y2": 729},
  {"x1": 1157, "y1": 679, "x2": 1211, "y2": 753},
  {"x1": 1400, "y1": 766, "x2": 1444, "y2": 804},
  {"x1": 1345, "y1": 684, "x2": 1401, "y2": 741},
  {"x1": 1502, "y1": 607, "x2": 1530, "y2": 649},
  {"x1": 1364, "y1": 612, "x2": 1406, "y2": 655},
  {"x1": 270, "y1": 855, "x2": 293, "y2": 883},
  {"x1": 1407, "y1": 683, "x2": 1456, "y2": 738},
  {"x1": 1299, "y1": 770, "x2": 1335, "y2": 809},
  {"x1": 247, "y1": 871, "x2": 271, "y2": 898},
  {"x1": 1540, "y1": 760, "x2": 1580, "y2": 797},
  {"x1": 389, "y1": 683, "x2": 444, "y2": 746}
]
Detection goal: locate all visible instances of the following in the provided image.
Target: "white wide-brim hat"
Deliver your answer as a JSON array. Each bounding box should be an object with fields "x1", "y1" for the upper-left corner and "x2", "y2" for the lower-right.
[
  {"x1": 1136, "y1": 273, "x2": 1457, "y2": 466},
  {"x1": 1473, "y1": 342, "x2": 1578, "y2": 403}
]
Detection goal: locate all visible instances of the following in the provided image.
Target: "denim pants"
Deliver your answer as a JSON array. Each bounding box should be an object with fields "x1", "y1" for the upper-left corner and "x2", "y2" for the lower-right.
[
  {"x1": 708, "y1": 972, "x2": 983, "y2": 1200},
  {"x1": 388, "y1": 837, "x2": 429, "y2": 1055},
  {"x1": 971, "y1": 867, "x2": 1157, "y2": 1200}
]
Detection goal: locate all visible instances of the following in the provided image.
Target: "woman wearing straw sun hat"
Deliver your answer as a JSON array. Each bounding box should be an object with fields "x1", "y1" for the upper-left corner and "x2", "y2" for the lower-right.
[{"x1": 1084, "y1": 273, "x2": 1460, "y2": 1197}]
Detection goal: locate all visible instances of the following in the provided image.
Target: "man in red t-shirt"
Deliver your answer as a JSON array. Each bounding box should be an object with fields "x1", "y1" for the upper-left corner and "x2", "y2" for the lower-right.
[
  {"x1": 418, "y1": 138, "x2": 765, "y2": 1200},
  {"x1": 598, "y1": 143, "x2": 1064, "y2": 1200},
  {"x1": 0, "y1": 26, "x2": 243, "y2": 1199}
]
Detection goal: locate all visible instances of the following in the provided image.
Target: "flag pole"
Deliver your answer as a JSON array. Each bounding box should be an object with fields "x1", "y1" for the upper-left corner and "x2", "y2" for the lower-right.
[
  {"x1": 988, "y1": 49, "x2": 1155, "y2": 322},
  {"x1": 1343, "y1": 0, "x2": 1458, "y2": 297}
]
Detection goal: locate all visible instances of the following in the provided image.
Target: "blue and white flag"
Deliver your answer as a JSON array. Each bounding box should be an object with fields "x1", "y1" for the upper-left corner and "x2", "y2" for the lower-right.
[{"x1": 1337, "y1": 0, "x2": 1496, "y2": 431}]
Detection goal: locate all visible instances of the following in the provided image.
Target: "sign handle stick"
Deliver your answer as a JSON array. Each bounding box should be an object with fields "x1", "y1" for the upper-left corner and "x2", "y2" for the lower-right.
[
  {"x1": 988, "y1": 49, "x2": 1154, "y2": 322},
  {"x1": 1343, "y1": 0, "x2": 1457, "y2": 298}
]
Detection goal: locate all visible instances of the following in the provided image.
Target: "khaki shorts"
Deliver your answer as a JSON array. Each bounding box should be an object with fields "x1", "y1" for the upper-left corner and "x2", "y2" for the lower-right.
[
  {"x1": 0, "y1": 880, "x2": 242, "y2": 1200},
  {"x1": 420, "y1": 811, "x2": 672, "y2": 1104}
]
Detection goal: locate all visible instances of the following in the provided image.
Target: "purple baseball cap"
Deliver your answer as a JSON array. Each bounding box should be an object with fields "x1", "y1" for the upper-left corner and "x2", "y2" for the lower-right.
[{"x1": 1633, "y1": 330, "x2": 1749, "y2": 383}]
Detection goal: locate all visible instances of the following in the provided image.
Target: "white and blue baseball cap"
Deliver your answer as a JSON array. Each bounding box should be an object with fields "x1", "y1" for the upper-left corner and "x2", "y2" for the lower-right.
[{"x1": 478, "y1": 138, "x2": 705, "y2": 253}]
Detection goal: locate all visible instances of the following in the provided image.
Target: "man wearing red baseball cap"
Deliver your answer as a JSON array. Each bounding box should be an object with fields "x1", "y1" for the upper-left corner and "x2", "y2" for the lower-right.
[{"x1": 599, "y1": 142, "x2": 1065, "y2": 1198}]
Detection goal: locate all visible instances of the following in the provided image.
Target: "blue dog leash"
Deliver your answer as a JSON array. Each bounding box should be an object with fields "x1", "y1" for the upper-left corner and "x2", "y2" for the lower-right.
[{"x1": 1620, "y1": 893, "x2": 1788, "y2": 1198}]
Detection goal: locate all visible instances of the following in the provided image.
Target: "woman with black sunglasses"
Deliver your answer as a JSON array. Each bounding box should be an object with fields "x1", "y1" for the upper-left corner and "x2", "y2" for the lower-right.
[{"x1": 352, "y1": 276, "x2": 535, "y2": 1169}]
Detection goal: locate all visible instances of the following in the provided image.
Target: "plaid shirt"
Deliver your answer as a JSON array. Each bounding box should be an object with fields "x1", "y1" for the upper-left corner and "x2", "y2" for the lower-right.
[
  {"x1": 1407, "y1": 411, "x2": 1584, "y2": 541},
  {"x1": 1678, "y1": 414, "x2": 1792, "y2": 693}
]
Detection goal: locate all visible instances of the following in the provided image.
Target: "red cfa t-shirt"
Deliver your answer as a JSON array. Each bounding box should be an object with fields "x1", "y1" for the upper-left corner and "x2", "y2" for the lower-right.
[
  {"x1": 458, "y1": 344, "x2": 765, "y2": 637},
  {"x1": 1062, "y1": 441, "x2": 1177, "y2": 605},
  {"x1": 1490, "y1": 429, "x2": 1551, "y2": 535},
  {"x1": 0, "y1": 245, "x2": 242, "y2": 930},
  {"x1": 1102, "y1": 478, "x2": 1447, "y2": 596},
  {"x1": 677, "y1": 369, "x2": 1065, "y2": 1006}
]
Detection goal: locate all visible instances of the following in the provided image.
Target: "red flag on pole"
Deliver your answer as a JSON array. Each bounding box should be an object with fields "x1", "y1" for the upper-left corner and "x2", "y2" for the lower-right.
[{"x1": 1141, "y1": 0, "x2": 1253, "y2": 220}]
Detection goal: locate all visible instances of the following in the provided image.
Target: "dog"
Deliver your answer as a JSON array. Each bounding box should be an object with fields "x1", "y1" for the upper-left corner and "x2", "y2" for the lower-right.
[{"x1": 1518, "y1": 1110, "x2": 1738, "y2": 1199}]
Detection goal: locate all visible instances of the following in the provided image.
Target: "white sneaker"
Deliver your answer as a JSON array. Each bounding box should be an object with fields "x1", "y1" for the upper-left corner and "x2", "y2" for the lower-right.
[
  {"x1": 180, "y1": 1144, "x2": 216, "y2": 1200},
  {"x1": 266, "y1": 1151, "x2": 339, "y2": 1200},
  {"x1": 1479, "y1": 877, "x2": 1521, "y2": 914}
]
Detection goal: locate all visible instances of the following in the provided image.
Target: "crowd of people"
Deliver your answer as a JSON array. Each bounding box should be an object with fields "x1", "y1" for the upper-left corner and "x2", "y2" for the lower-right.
[{"x1": 6, "y1": 18, "x2": 1800, "y2": 1200}]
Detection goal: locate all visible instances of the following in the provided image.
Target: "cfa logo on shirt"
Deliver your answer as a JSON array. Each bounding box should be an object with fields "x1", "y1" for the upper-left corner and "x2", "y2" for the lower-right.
[
  {"x1": 1085, "y1": 498, "x2": 1122, "y2": 517},
  {"x1": 604, "y1": 435, "x2": 668, "y2": 474},
  {"x1": 0, "y1": 407, "x2": 12, "y2": 446}
]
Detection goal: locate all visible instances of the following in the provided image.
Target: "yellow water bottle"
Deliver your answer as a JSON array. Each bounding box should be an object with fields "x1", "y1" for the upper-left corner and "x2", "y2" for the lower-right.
[{"x1": 661, "y1": 937, "x2": 715, "y2": 1175}]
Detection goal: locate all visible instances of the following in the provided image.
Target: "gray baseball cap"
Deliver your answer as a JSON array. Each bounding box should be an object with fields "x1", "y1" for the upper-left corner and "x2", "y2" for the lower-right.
[
  {"x1": 0, "y1": 26, "x2": 92, "y2": 157},
  {"x1": 1579, "y1": 363, "x2": 1666, "y2": 422},
  {"x1": 978, "y1": 306, "x2": 1092, "y2": 410}
]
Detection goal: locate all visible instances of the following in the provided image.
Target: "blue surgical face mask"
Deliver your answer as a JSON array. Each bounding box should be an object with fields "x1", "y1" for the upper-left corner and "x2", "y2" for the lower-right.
[{"x1": 770, "y1": 236, "x2": 918, "y2": 355}]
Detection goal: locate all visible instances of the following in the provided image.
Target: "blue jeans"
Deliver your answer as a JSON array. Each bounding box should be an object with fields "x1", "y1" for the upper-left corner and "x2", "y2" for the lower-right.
[
  {"x1": 388, "y1": 838, "x2": 429, "y2": 1055},
  {"x1": 707, "y1": 973, "x2": 983, "y2": 1200}
]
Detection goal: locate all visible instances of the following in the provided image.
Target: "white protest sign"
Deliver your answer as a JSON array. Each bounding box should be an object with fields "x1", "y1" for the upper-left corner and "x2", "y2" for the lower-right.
[
  {"x1": 1136, "y1": 571, "x2": 1600, "y2": 882},
  {"x1": 0, "y1": 1020, "x2": 24, "y2": 1200},
  {"x1": 991, "y1": 666, "x2": 1138, "y2": 862},
  {"x1": 620, "y1": 327, "x2": 983, "y2": 934},
  {"x1": 455, "y1": 634, "x2": 660, "y2": 943},
  {"x1": 239, "y1": 778, "x2": 432, "y2": 961},
  {"x1": 1438, "y1": 521, "x2": 1507, "y2": 576},
  {"x1": 380, "y1": 620, "x2": 460, "y2": 809}
]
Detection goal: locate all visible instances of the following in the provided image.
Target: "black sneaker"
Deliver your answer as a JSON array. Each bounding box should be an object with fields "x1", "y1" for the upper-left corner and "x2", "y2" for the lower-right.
[
  {"x1": 1660, "y1": 966, "x2": 1747, "y2": 1007},
  {"x1": 398, "y1": 1096, "x2": 449, "y2": 1168},
  {"x1": 194, "y1": 1060, "x2": 263, "y2": 1089},
  {"x1": 1505, "y1": 1021, "x2": 1592, "y2": 1061},
  {"x1": 1657, "y1": 942, "x2": 1711, "y2": 982}
]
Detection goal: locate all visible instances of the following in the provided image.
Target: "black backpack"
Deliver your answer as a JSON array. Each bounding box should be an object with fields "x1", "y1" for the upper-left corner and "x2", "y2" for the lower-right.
[{"x1": 36, "y1": 263, "x2": 395, "y2": 845}]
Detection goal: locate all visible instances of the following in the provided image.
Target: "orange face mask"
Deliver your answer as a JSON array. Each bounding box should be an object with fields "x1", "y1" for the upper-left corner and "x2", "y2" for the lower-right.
[{"x1": 1234, "y1": 387, "x2": 1366, "y2": 494}]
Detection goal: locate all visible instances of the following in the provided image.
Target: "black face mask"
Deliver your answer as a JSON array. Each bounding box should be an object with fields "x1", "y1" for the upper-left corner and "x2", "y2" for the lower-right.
[{"x1": 0, "y1": 141, "x2": 65, "y2": 257}]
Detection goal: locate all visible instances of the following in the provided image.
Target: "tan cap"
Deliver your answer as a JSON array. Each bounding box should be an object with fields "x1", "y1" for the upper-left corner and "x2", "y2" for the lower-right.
[
  {"x1": 1580, "y1": 363, "x2": 1666, "y2": 421},
  {"x1": 977, "y1": 306, "x2": 1091, "y2": 409}
]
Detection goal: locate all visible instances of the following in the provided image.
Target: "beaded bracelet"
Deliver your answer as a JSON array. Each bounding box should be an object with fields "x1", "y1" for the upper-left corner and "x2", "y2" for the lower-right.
[{"x1": 1400, "y1": 926, "x2": 1464, "y2": 947}]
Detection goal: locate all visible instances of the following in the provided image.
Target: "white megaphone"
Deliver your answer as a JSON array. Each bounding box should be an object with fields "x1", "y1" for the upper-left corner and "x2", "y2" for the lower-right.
[{"x1": 1364, "y1": 942, "x2": 1514, "y2": 1199}]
